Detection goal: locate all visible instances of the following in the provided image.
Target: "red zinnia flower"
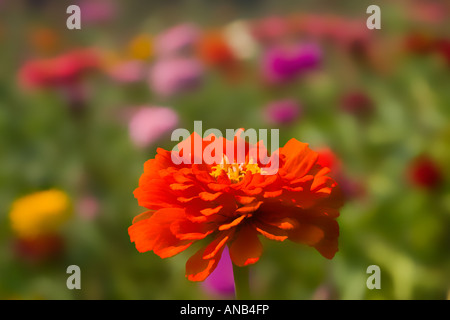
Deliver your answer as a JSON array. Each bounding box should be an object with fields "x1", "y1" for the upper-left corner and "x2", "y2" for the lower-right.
[
  {"x1": 13, "y1": 234, "x2": 64, "y2": 263},
  {"x1": 408, "y1": 156, "x2": 442, "y2": 190},
  {"x1": 18, "y1": 48, "x2": 99, "y2": 89},
  {"x1": 435, "y1": 39, "x2": 450, "y2": 67},
  {"x1": 129, "y1": 131, "x2": 344, "y2": 281}
]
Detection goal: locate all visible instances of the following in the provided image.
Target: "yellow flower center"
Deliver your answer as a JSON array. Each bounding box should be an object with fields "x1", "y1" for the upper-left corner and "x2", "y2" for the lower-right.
[{"x1": 210, "y1": 156, "x2": 261, "y2": 183}]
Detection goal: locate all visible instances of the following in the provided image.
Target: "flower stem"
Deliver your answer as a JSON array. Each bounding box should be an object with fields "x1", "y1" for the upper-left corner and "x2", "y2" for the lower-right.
[{"x1": 232, "y1": 264, "x2": 250, "y2": 300}]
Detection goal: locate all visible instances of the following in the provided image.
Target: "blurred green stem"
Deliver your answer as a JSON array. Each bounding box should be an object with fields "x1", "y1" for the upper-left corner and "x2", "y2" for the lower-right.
[{"x1": 232, "y1": 264, "x2": 250, "y2": 300}]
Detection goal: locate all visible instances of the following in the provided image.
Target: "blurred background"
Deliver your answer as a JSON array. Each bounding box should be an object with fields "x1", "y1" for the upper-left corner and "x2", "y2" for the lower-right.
[{"x1": 0, "y1": 0, "x2": 449, "y2": 300}]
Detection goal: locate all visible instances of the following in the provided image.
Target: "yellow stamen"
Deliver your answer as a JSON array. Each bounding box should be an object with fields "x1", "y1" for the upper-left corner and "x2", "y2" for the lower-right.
[{"x1": 210, "y1": 156, "x2": 261, "y2": 183}]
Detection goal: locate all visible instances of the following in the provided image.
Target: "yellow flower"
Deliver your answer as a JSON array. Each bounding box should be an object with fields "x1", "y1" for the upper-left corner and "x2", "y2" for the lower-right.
[
  {"x1": 9, "y1": 190, "x2": 71, "y2": 239},
  {"x1": 127, "y1": 34, "x2": 153, "y2": 60}
]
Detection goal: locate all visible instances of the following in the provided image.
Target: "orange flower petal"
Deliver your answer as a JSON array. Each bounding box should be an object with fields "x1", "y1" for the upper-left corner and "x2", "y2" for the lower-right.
[
  {"x1": 129, "y1": 208, "x2": 192, "y2": 258},
  {"x1": 170, "y1": 218, "x2": 214, "y2": 240},
  {"x1": 134, "y1": 178, "x2": 179, "y2": 210},
  {"x1": 202, "y1": 230, "x2": 233, "y2": 259},
  {"x1": 218, "y1": 214, "x2": 246, "y2": 231},
  {"x1": 288, "y1": 216, "x2": 339, "y2": 259},
  {"x1": 153, "y1": 242, "x2": 193, "y2": 259},
  {"x1": 170, "y1": 183, "x2": 194, "y2": 191},
  {"x1": 199, "y1": 191, "x2": 222, "y2": 201},
  {"x1": 200, "y1": 205, "x2": 224, "y2": 216},
  {"x1": 229, "y1": 224, "x2": 263, "y2": 267},
  {"x1": 289, "y1": 223, "x2": 324, "y2": 245},
  {"x1": 235, "y1": 201, "x2": 263, "y2": 214},
  {"x1": 255, "y1": 224, "x2": 288, "y2": 241},
  {"x1": 128, "y1": 219, "x2": 157, "y2": 253},
  {"x1": 280, "y1": 139, "x2": 319, "y2": 179},
  {"x1": 263, "y1": 190, "x2": 283, "y2": 198},
  {"x1": 235, "y1": 195, "x2": 256, "y2": 205},
  {"x1": 131, "y1": 210, "x2": 154, "y2": 224},
  {"x1": 241, "y1": 187, "x2": 263, "y2": 196},
  {"x1": 185, "y1": 245, "x2": 224, "y2": 281},
  {"x1": 177, "y1": 195, "x2": 198, "y2": 203},
  {"x1": 314, "y1": 234, "x2": 339, "y2": 259}
]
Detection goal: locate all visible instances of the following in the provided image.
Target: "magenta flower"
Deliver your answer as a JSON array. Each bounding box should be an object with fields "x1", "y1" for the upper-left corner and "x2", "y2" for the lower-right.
[
  {"x1": 261, "y1": 43, "x2": 322, "y2": 84},
  {"x1": 148, "y1": 57, "x2": 203, "y2": 97},
  {"x1": 201, "y1": 246, "x2": 235, "y2": 297},
  {"x1": 264, "y1": 99, "x2": 301, "y2": 125},
  {"x1": 154, "y1": 23, "x2": 200, "y2": 57},
  {"x1": 128, "y1": 106, "x2": 179, "y2": 148}
]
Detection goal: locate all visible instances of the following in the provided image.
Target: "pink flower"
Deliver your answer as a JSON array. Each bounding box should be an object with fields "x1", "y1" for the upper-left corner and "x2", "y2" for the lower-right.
[
  {"x1": 250, "y1": 16, "x2": 291, "y2": 45},
  {"x1": 264, "y1": 99, "x2": 301, "y2": 125},
  {"x1": 154, "y1": 23, "x2": 200, "y2": 57},
  {"x1": 128, "y1": 106, "x2": 179, "y2": 148},
  {"x1": 107, "y1": 60, "x2": 146, "y2": 83},
  {"x1": 407, "y1": 1, "x2": 448, "y2": 24},
  {"x1": 292, "y1": 14, "x2": 370, "y2": 48},
  {"x1": 312, "y1": 284, "x2": 337, "y2": 300},
  {"x1": 79, "y1": 0, "x2": 117, "y2": 24},
  {"x1": 76, "y1": 195, "x2": 100, "y2": 220},
  {"x1": 290, "y1": 13, "x2": 332, "y2": 39},
  {"x1": 330, "y1": 18, "x2": 370, "y2": 49},
  {"x1": 149, "y1": 57, "x2": 203, "y2": 97}
]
